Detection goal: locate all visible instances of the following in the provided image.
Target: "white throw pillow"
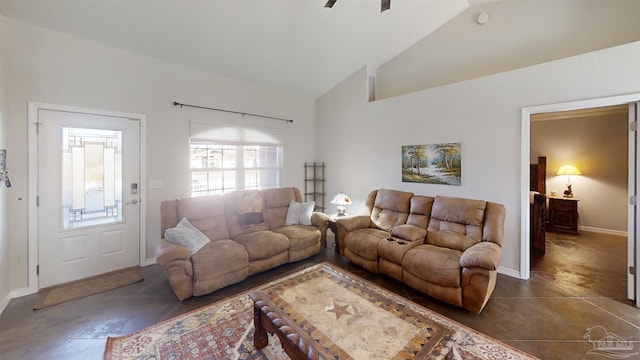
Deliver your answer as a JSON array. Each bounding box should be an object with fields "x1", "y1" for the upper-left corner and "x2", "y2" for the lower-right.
[
  {"x1": 285, "y1": 200, "x2": 315, "y2": 226},
  {"x1": 164, "y1": 217, "x2": 210, "y2": 255}
]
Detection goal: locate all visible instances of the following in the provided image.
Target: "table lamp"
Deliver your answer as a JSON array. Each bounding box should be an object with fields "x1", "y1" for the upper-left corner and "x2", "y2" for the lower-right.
[
  {"x1": 556, "y1": 164, "x2": 581, "y2": 198},
  {"x1": 330, "y1": 192, "x2": 351, "y2": 216}
]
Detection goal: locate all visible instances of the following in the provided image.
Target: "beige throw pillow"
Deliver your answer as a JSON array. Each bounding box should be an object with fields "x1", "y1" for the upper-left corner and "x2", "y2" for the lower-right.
[
  {"x1": 285, "y1": 200, "x2": 315, "y2": 226},
  {"x1": 164, "y1": 217, "x2": 210, "y2": 255}
]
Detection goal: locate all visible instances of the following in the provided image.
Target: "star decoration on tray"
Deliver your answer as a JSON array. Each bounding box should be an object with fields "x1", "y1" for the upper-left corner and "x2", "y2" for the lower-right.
[{"x1": 326, "y1": 302, "x2": 352, "y2": 319}]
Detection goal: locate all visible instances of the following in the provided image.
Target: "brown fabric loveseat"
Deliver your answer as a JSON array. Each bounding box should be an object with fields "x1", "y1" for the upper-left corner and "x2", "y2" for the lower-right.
[
  {"x1": 156, "y1": 187, "x2": 329, "y2": 300},
  {"x1": 337, "y1": 189, "x2": 505, "y2": 313}
]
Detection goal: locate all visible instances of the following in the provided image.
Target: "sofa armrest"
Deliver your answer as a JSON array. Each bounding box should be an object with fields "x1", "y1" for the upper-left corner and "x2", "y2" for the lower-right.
[
  {"x1": 336, "y1": 215, "x2": 371, "y2": 233},
  {"x1": 390, "y1": 224, "x2": 426, "y2": 242},
  {"x1": 335, "y1": 215, "x2": 371, "y2": 255},
  {"x1": 312, "y1": 212, "x2": 330, "y2": 228},
  {"x1": 311, "y1": 212, "x2": 330, "y2": 248},
  {"x1": 460, "y1": 242, "x2": 502, "y2": 270},
  {"x1": 155, "y1": 238, "x2": 191, "y2": 266}
]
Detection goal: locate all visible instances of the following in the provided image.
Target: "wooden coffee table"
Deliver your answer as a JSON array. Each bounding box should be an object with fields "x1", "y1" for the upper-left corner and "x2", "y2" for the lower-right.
[{"x1": 249, "y1": 262, "x2": 455, "y2": 360}]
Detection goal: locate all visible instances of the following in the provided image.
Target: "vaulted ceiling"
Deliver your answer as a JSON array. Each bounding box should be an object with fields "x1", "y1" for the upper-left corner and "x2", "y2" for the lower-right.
[{"x1": 0, "y1": 0, "x2": 493, "y2": 97}]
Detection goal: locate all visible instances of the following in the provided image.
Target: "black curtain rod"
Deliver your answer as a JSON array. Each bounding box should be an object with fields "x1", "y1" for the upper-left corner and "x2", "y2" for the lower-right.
[{"x1": 173, "y1": 101, "x2": 293, "y2": 123}]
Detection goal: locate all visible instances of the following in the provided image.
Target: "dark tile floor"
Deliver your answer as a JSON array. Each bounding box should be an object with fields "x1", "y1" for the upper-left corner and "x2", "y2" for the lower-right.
[{"x1": 1, "y1": 231, "x2": 639, "y2": 359}]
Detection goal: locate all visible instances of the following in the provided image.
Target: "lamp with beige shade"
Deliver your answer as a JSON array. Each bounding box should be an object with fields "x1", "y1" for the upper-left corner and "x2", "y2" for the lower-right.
[{"x1": 556, "y1": 164, "x2": 582, "y2": 198}]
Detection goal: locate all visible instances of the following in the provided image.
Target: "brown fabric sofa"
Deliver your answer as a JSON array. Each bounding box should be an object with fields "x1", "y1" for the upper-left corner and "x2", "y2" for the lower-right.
[
  {"x1": 155, "y1": 187, "x2": 329, "y2": 300},
  {"x1": 337, "y1": 189, "x2": 505, "y2": 313}
]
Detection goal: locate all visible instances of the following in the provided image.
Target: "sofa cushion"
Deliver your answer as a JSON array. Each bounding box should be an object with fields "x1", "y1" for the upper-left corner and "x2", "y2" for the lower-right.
[
  {"x1": 234, "y1": 231, "x2": 289, "y2": 260},
  {"x1": 191, "y1": 239, "x2": 249, "y2": 296},
  {"x1": 427, "y1": 196, "x2": 486, "y2": 251},
  {"x1": 390, "y1": 224, "x2": 426, "y2": 242},
  {"x1": 237, "y1": 190, "x2": 265, "y2": 227},
  {"x1": 177, "y1": 194, "x2": 224, "y2": 219},
  {"x1": 284, "y1": 201, "x2": 315, "y2": 226},
  {"x1": 177, "y1": 195, "x2": 230, "y2": 241},
  {"x1": 191, "y1": 239, "x2": 249, "y2": 278},
  {"x1": 224, "y1": 191, "x2": 269, "y2": 238},
  {"x1": 164, "y1": 217, "x2": 210, "y2": 255},
  {"x1": 262, "y1": 187, "x2": 303, "y2": 229},
  {"x1": 370, "y1": 189, "x2": 413, "y2": 231},
  {"x1": 190, "y1": 216, "x2": 231, "y2": 243},
  {"x1": 344, "y1": 228, "x2": 389, "y2": 261},
  {"x1": 407, "y1": 195, "x2": 434, "y2": 228},
  {"x1": 274, "y1": 225, "x2": 320, "y2": 251},
  {"x1": 403, "y1": 244, "x2": 462, "y2": 287}
]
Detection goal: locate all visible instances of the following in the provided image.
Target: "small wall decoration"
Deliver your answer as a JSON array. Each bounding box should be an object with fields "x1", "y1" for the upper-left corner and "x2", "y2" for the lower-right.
[{"x1": 402, "y1": 143, "x2": 461, "y2": 185}]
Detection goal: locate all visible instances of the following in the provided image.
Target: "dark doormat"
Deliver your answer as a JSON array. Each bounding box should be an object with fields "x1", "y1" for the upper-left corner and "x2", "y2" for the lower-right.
[{"x1": 34, "y1": 266, "x2": 144, "y2": 310}]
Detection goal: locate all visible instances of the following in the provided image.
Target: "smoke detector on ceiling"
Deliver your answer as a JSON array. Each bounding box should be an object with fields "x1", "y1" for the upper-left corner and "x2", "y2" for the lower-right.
[{"x1": 477, "y1": 12, "x2": 489, "y2": 25}]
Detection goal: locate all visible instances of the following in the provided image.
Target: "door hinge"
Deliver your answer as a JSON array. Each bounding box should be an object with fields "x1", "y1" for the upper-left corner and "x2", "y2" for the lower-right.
[
  {"x1": 631, "y1": 121, "x2": 638, "y2": 132},
  {"x1": 36, "y1": 195, "x2": 39, "y2": 207},
  {"x1": 631, "y1": 196, "x2": 637, "y2": 206},
  {"x1": 36, "y1": 265, "x2": 39, "y2": 275}
]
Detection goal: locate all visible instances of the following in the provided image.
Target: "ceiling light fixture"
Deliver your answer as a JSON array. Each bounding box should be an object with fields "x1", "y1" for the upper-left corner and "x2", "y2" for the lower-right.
[{"x1": 325, "y1": 0, "x2": 391, "y2": 12}]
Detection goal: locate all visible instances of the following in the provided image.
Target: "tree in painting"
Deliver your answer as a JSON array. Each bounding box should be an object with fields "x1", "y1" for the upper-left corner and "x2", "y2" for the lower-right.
[
  {"x1": 404, "y1": 145, "x2": 427, "y2": 175},
  {"x1": 402, "y1": 143, "x2": 461, "y2": 185}
]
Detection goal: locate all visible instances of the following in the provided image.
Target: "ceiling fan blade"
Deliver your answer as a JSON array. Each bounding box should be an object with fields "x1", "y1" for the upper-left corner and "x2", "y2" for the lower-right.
[
  {"x1": 381, "y1": 0, "x2": 391, "y2": 12},
  {"x1": 325, "y1": 0, "x2": 337, "y2": 8}
]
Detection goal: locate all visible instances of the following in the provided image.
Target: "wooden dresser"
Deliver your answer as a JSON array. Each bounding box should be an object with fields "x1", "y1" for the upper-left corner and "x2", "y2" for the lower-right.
[{"x1": 547, "y1": 196, "x2": 579, "y2": 234}]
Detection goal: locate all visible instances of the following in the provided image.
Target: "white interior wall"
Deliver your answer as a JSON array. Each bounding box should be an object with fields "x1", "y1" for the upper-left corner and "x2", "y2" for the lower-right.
[
  {"x1": 316, "y1": 41, "x2": 640, "y2": 274},
  {"x1": 375, "y1": 0, "x2": 640, "y2": 99},
  {"x1": 1, "y1": 15, "x2": 316, "y2": 292}
]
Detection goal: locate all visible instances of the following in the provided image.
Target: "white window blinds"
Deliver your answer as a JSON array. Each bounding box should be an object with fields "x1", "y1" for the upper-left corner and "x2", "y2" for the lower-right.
[{"x1": 190, "y1": 119, "x2": 282, "y2": 145}]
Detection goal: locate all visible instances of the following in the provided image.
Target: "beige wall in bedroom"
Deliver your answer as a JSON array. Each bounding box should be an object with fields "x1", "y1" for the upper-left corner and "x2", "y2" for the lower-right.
[{"x1": 531, "y1": 114, "x2": 628, "y2": 233}]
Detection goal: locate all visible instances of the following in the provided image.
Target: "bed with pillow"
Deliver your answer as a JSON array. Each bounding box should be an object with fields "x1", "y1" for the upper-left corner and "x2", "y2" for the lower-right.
[{"x1": 155, "y1": 187, "x2": 329, "y2": 300}]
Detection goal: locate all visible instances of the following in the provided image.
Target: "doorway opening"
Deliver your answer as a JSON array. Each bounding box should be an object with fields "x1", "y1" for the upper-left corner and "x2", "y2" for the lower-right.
[
  {"x1": 521, "y1": 94, "x2": 639, "y2": 306},
  {"x1": 529, "y1": 105, "x2": 628, "y2": 298}
]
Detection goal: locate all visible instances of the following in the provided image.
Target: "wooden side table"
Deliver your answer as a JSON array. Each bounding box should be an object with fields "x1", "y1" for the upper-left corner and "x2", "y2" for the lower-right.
[
  {"x1": 327, "y1": 214, "x2": 348, "y2": 254},
  {"x1": 547, "y1": 197, "x2": 579, "y2": 234}
]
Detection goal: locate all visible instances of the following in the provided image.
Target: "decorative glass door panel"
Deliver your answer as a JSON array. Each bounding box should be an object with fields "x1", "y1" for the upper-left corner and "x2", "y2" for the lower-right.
[{"x1": 62, "y1": 127, "x2": 123, "y2": 229}]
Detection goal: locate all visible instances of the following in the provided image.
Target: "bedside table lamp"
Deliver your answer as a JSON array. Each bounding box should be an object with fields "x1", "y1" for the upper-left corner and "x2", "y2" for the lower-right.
[
  {"x1": 330, "y1": 192, "x2": 351, "y2": 216},
  {"x1": 556, "y1": 164, "x2": 581, "y2": 198}
]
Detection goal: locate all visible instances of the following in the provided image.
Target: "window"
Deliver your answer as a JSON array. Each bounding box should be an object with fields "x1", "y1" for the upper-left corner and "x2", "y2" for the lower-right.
[
  {"x1": 190, "y1": 143, "x2": 282, "y2": 196},
  {"x1": 62, "y1": 127, "x2": 123, "y2": 228}
]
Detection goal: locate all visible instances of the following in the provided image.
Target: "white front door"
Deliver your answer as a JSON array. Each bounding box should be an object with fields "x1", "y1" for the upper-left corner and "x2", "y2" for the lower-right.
[{"x1": 36, "y1": 108, "x2": 140, "y2": 288}]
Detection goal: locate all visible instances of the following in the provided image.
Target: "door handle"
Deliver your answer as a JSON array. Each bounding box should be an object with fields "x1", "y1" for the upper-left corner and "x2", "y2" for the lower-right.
[{"x1": 127, "y1": 199, "x2": 139, "y2": 205}]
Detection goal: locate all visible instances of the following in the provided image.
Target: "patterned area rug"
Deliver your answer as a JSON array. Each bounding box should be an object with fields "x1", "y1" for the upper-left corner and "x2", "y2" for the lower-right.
[{"x1": 104, "y1": 263, "x2": 538, "y2": 360}]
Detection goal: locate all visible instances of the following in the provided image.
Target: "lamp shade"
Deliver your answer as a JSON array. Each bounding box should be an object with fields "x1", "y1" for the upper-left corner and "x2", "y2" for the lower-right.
[
  {"x1": 556, "y1": 165, "x2": 581, "y2": 176},
  {"x1": 330, "y1": 192, "x2": 351, "y2": 206}
]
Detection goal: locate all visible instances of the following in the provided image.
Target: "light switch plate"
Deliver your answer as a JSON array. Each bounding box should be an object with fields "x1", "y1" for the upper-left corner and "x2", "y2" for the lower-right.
[{"x1": 149, "y1": 180, "x2": 163, "y2": 189}]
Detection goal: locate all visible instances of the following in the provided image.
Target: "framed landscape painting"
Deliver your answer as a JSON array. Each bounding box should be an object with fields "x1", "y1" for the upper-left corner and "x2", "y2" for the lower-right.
[{"x1": 402, "y1": 143, "x2": 462, "y2": 185}]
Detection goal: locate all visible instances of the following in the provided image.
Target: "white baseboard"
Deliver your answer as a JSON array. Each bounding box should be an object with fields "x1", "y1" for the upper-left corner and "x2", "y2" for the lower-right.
[
  {"x1": 498, "y1": 266, "x2": 522, "y2": 279},
  {"x1": 11, "y1": 286, "x2": 37, "y2": 298},
  {"x1": 580, "y1": 226, "x2": 627, "y2": 237},
  {"x1": 0, "y1": 286, "x2": 36, "y2": 316},
  {"x1": 144, "y1": 257, "x2": 157, "y2": 266},
  {"x1": 0, "y1": 293, "x2": 10, "y2": 315}
]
